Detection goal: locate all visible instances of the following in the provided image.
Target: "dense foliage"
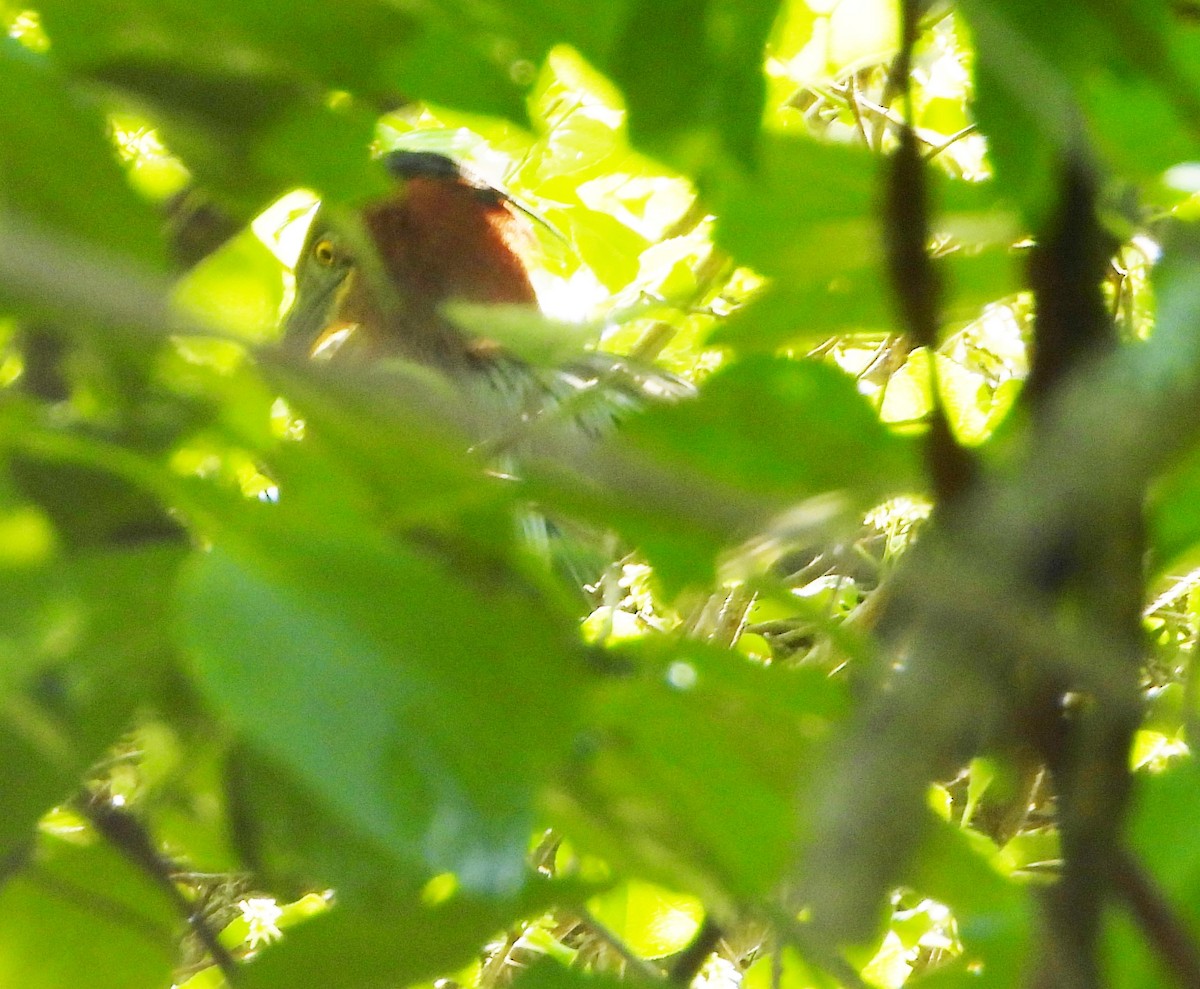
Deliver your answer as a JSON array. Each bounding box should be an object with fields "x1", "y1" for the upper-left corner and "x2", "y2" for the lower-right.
[{"x1": 3, "y1": 1, "x2": 1200, "y2": 988}]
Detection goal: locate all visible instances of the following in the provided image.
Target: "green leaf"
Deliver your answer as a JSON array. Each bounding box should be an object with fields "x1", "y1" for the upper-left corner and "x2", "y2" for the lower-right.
[
  {"x1": 965, "y1": 53, "x2": 1062, "y2": 229},
  {"x1": 223, "y1": 741, "x2": 428, "y2": 901},
  {"x1": 744, "y1": 947, "x2": 840, "y2": 989},
  {"x1": 558, "y1": 208, "x2": 648, "y2": 292},
  {"x1": 0, "y1": 39, "x2": 166, "y2": 299},
  {"x1": 608, "y1": 0, "x2": 781, "y2": 164},
  {"x1": 551, "y1": 639, "x2": 846, "y2": 899},
  {"x1": 716, "y1": 134, "x2": 1015, "y2": 287},
  {"x1": 712, "y1": 246, "x2": 1019, "y2": 351},
  {"x1": 1102, "y1": 910, "x2": 1174, "y2": 989},
  {"x1": 906, "y1": 822, "x2": 1032, "y2": 989},
  {"x1": 958, "y1": 0, "x2": 1200, "y2": 224},
  {"x1": 713, "y1": 135, "x2": 882, "y2": 284},
  {"x1": 521, "y1": 354, "x2": 919, "y2": 592},
  {"x1": 1097, "y1": 757, "x2": 1200, "y2": 989},
  {"x1": 625, "y1": 355, "x2": 920, "y2": 505},
  {"x1": 261, "y1": 356, "x2": 503, "y2": 525},
  {"x1": 35, "y1": 0, "x2": 638, "y2": 168},
  {"x1": 0, "y1": 544, "x2": 184, "y2": 859},
  {"x1": 0, "y1": 832, "x2": 176, "y2": 989},
  {"x1": 1085, "y1": 73, "x2": 1200, "y2": 190},
  {"x1": 179, "y1": 513, "x2": 585, "y2": 896},
  {"x1": 587, "y1": 880, "x2": 703, "y2": 958},
  {"x1": 37, "y1": 0, "x2": 418, "y2": 108},
  {"x1": 510, "y1": 949, "x2": 660, "y2": 989},
  {"x1": 174, "y1": 227, "x2": 285, "y2": 338},
  {"x1": 29, "y1": 2, "x2": 503, "y2": 207},
  {"x1": 994, "y1": 828, "x2": 1059, "y2": 876},
  {"x1": 1148, "y1": 442, "x2": 1200, "y2": 573},
  {"x1": 1125, "y1": 757, "x2": 1200, "y2": 929},
  {"x1": 89, "y1": 63, "x2": 382, "y2": 211}
]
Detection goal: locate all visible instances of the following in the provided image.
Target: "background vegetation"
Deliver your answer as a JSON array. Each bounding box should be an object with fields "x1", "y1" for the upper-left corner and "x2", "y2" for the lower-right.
[{"x1": 2, "y1": 1, "x2": 1200, "y2": 987}]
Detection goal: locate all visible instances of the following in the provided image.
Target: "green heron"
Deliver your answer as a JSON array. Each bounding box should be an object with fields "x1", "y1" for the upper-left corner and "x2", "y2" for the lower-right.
[
  {"x1": 285, "y1": 151, "x2": 542, "y2": 370},
  {"x1": 282, "y1": 150, "x2": 679, "y2": 590},
  {"x1": 283, "y1": 149, "x2": 690, "y2": 436}
]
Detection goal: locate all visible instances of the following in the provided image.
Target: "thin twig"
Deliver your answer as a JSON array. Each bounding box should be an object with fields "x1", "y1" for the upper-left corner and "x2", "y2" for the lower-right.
[
  {"x1": 923, "y1": 124, "x2": 978, "y2": 163},
  {"x1": 848, "y1": 73, "x2": 872, "y2": 150}
]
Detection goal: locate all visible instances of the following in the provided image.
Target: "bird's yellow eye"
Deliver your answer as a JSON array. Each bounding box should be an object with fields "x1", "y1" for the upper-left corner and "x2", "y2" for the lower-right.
[{"x1": 312, "y1": 238, "x2": 337, "y2": 266}]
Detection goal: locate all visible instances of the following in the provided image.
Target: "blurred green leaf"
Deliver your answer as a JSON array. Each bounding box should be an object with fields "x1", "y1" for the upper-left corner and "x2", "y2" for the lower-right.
[
  {"x1": 587, "y1": 880, "x2": 703, "y2": 959},
  {"x1": 557, "y1": 208, "x2": 648, "y2": 292},
  {"x1": 0, "y1": 833, "x2": 176, "y2": 989},
  {"x1": 1125, "y1": 757, "x2": 1200, "y2": 930},
  {"x1": 551, "y1": 638, "x2": 846, "y2": 900},
  {"x1": 609, "y1": 0, "x2": 780, "y2": 164},
  {"x1": 994, "y1": 828, "x2": 1058, "y2": 875},
  {"x1": 957, "y1": 0, "x2": 1200, "y2": 224},
  {"x1": 0, "y1": 543, "x2": 184, "y2": 858},
  {"x1": 744, "y1": 946, "x2": 840, "y2": 989},
  {"x1": 36, "y1": 0, "x2": 416, "y2": 100},
  {"x1": 223, "y1": 741, "x2": 429, "y2": 902},
  {"x1": 0, "y1": 38, "x2": 166, "y2": 297},
  {"x1": 713, "y1": 135, "x2": 881, "y2": 284},
  {"x1": 0, "y1": 394, "x2": 198, "y2": 549},
  {"x1": 1086, "y1": 73, "x2": 1199, "y2": 192},
  {"x1": 520, "y1": 355, "x2": 919, "y2": 592},
  {"x1": 260, "y1": 356, "x2": 504, "y2": 524},
  {"x1": 1102, "y1": 911, "x2": 1174, "y2": 989},
  {"x1": 1098, "y1": 757, "x2": 1200, "y2": 989},
  {"x1": 509, "y1": 945, "x2": 662, "y2": 989},
  {"x1": 174, "y1": 228, "x2": 285, "y2": 338},
  {"x1": 1148, "y1": 442, "x2": 1200, "y2": 574},
  {"x1": 625, "y1": 355, "x2": 919, "y2": 504},
  {"x1": 906, "y1": 822, "x2": 1032, "y2": 989},
  {"x1": 30, "y1": 0, "x2": 650, "y2": 210},
  {"x1": 716, "y1": 134, "x2": 1014, "y2": 289},
  {"x1": 179, "y1": 510, "x2": 585, "y2": 895},
  {"x1": 712, "y1": 246, "x2": 1019, "y2": 350}
]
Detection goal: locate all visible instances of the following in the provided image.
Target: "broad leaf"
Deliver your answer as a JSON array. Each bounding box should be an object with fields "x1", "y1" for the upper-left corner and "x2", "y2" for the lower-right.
[
  {"x1": 180, "y1": 512, "x2": 585, "y2": 896},
  {"x1": 550, "y1": 639, "x2": 847, "y2": 900}
]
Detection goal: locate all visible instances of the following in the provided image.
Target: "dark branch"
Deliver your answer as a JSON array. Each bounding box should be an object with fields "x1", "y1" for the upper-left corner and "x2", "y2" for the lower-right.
[
  {"x1": 82, "y1": 800, "x2": 240, "y2": 984},
  {"x1": 1114, "y1": 850, "x2": 1200, "y2": 989},
  {"x1": 668, "y1": 917, "x2": 723, "y2": 986}
]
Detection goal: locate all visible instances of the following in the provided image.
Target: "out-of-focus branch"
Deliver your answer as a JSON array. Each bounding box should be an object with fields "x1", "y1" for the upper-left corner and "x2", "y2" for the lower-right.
[
  {"x1": 794, "y1": 220, "x2": 1200, "y2": 949},
  {"x1": 164, "y1": 187, "x2": 246, "y2": 272},
  {"x1": 82, "y1": 801, "x2": 239, "y2": 983},
  {"x1": 1114, "y1": 851, "x2": 1200, "y2": 989}
]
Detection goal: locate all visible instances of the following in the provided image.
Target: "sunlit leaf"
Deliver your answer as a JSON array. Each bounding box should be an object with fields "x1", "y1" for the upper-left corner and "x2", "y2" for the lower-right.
[
  {"x1": 587, "y1": 880, "x2": 703, "y2": 959},
  {"x1": 0, "y1": 833, "x2": 176, "y2": 989}
]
